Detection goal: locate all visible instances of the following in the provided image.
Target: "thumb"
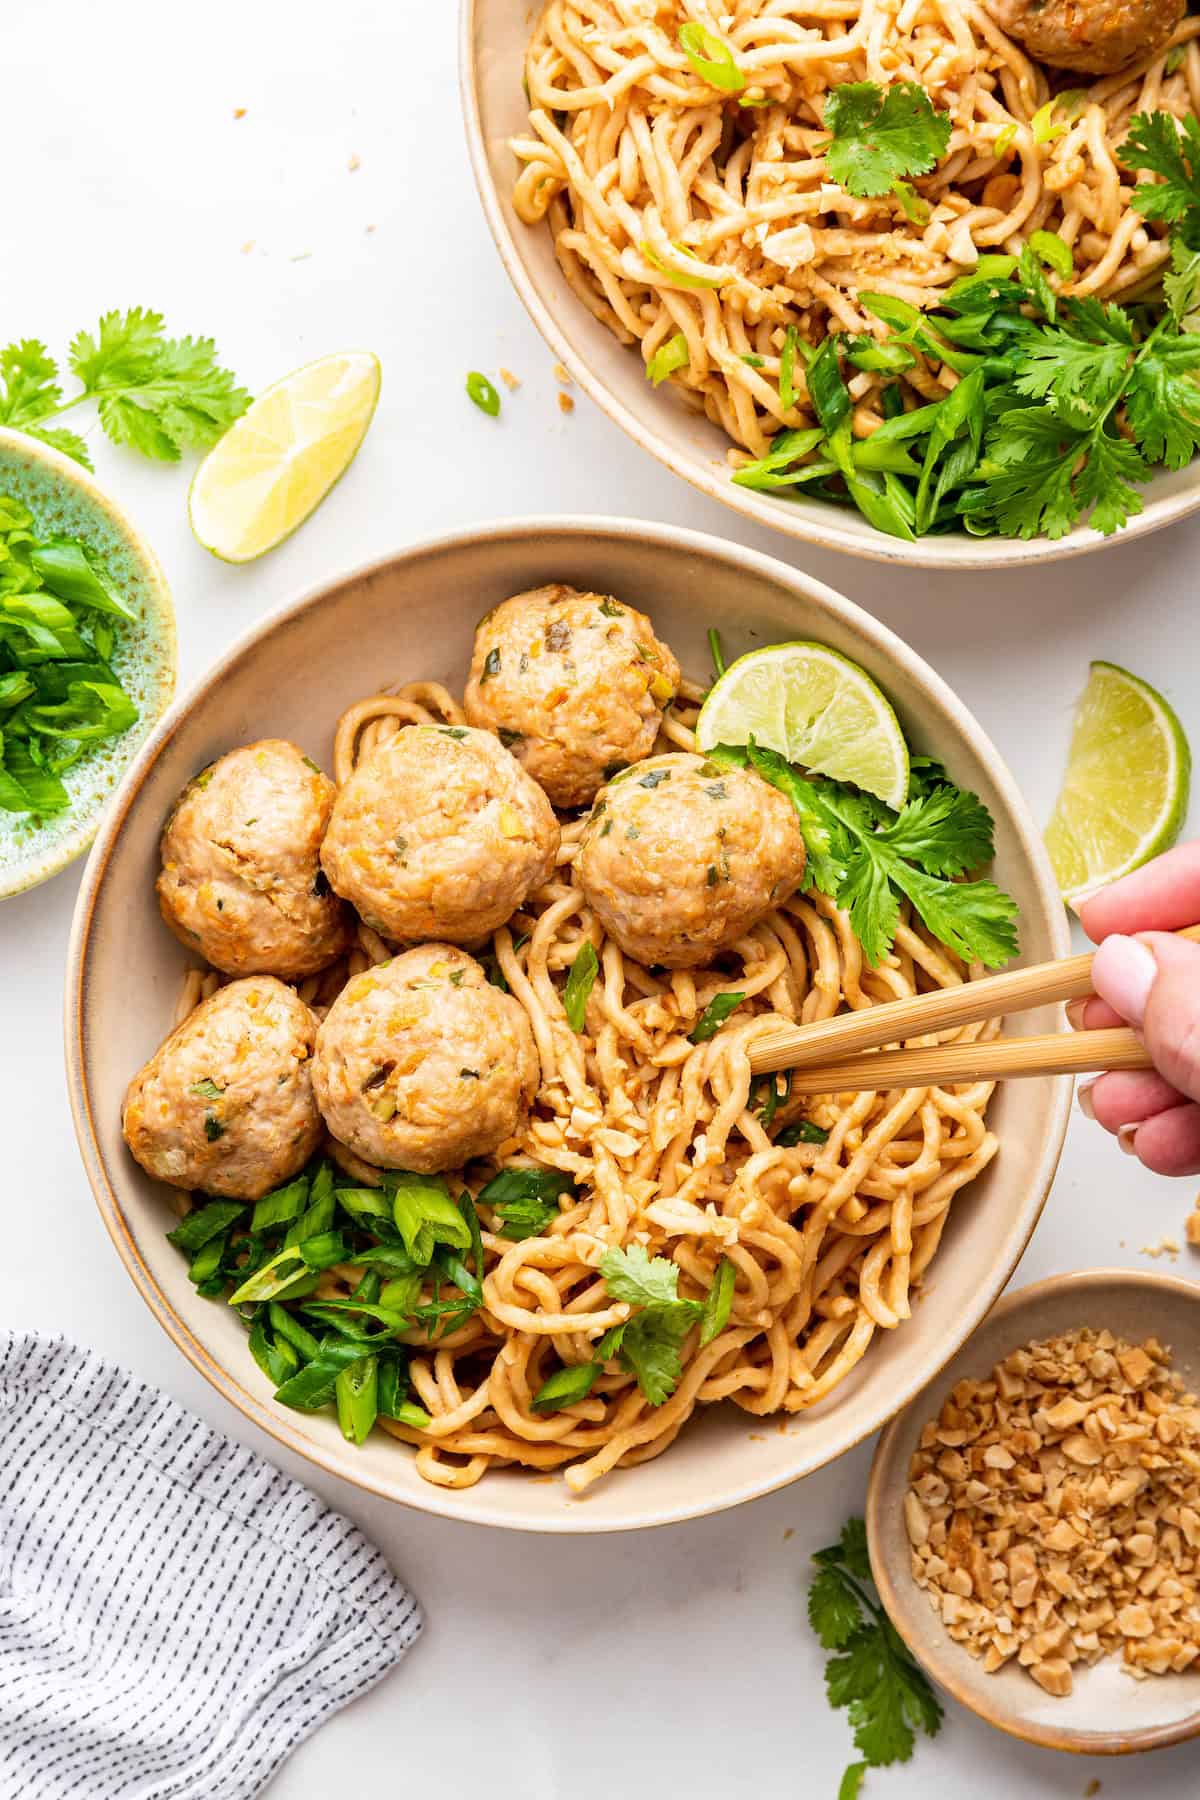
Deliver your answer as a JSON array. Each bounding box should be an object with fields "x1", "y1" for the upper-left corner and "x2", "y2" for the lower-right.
[{"x1": 1091, "y1": 932, "x2": 1200, "y2": 1103}]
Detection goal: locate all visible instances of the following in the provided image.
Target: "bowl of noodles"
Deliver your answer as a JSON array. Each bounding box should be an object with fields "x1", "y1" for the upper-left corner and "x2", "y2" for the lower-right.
[
  {"x1": 66, "y1": 517, "x2": 1071, "y2": 1530},
  {"x1": 462, "y1": 0, "x2": 1200, "y2": 566}
]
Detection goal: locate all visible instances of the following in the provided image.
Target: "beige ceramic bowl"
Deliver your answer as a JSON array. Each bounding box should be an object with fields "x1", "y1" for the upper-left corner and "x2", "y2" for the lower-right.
[
  {"x1": 867, "y1": 1269, "x2": 1200, "y2": 1755},
  {"x1": 66, "y1": 517, "x2": 1071, "y2": 1532},
  {"x1": 460, "y1": 1, "x2": 1200, "y2": 570}
]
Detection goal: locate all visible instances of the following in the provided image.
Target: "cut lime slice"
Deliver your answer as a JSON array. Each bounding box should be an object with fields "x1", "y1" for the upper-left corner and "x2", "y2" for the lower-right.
[
  {"x1": 695, "y1": 641, "x2": 909, "y2": 809},
  {"x1": 1045, "y1": 660, "x2": 1191, "y2": 907},
  {"x1": 189, "y1": 351, "x2": 381, "y2": 563}
]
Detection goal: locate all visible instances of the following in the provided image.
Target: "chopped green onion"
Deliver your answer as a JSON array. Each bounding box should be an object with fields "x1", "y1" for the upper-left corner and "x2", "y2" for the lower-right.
[
  {"x1": 564, "y1": 939, "x2": 599, "y2": 1033},
  {"x1": 678, "y1": 21, "x2": 745, "y2": 93},
  {"x1": 993, "y1": 121, "x2": 1018, "y2": 159},
  {"x1": 1027, "y1": 230, "x2": 1073, "y2": 279},
  {"x1": 1166, "y1": 45, "x2": 1186, "y2": 75},
  {"x1": 739, "y1": 353, "x2": 766, "y2": 367},
  {"x1": 392, "y1": 1175, "x2": 472, "y2": 1264},
  {"x1": 641, "y1": 242, "x2": 725, "y2": 289},
  {"x1": 776, "y1": 1118, "x2": 830, "y2": 1147},
  {"x1": 646, "y1": 332, "x2": 690, "y2": 386},
  {"x1": 707, "y1": 626, "x2": 726, "y2": 678},
  {"x1": 699, "y1": 1258, "x2": 736, "y2": 1347},
  {"x1": 891, "y1": 178, "x2": 931, "y2": 225},
  {"x1": 466, "y1": 371, "x2": 500, "y2": 417},
  {"x1": 1031, "y1": 101, "x2": 1066, "y2": 146},
  {"x1": 843, "y1": 335, "x2": 917, "y2": 374},
  {"x1": 532, "y1": 1361, "x2": 600, "y2": 1412},
  {"x1": 250, "y1": 1176, "x2": 309, "y2": 1235},
  {"x1": 690, "y1": 991, "x2": 746, "y2": 1043},
  {"x1": 335, "y1": 1356, "x2": 378, "y2": 1446},
  {"x1": 779, "y1": 325, "x2": 802, "y2": 412},
  {"x1": 166, "y1": 1200, "x2": 244, "y2": 1257}
]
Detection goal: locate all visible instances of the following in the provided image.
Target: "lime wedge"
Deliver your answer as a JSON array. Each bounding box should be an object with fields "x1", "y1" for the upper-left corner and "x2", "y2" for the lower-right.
[
  {"x1": 695, "y1": 641, "x2": 909, "y2": 809},
  {"x1": 1045, "y1": 660, "x2": 1191, "y2": 906},
  {"x1": 189, "y1": 351, "x2": 381, "y2": 563}
]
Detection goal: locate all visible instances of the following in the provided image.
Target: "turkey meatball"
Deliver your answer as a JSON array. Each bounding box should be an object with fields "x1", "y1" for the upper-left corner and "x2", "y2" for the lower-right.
[
  {"x1": 984, "y1": 0, "x2": 1182, "y2": 72},
  {"x1": 157, "y1": 739, "x2": 350, "y2": 979},
  {"x1": 319, "y1": 724, "x2": 558, "y2": 945},
  {"x1": 122, "y1": 977, "x2": 322, "y2": 1199},
  {"x1": 311, "y1": 945, "x2": 538, "y2": 1173},
  {"x1": 576, "y1": 754, "x2": 808, "y2": 969},
  {"x1": 463, "y1": 585, "x2": 682, "y2": 808}
]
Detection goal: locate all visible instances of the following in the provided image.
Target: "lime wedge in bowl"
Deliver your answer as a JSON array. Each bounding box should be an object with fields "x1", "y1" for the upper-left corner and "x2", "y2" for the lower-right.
[
  {"x1": 189, "y1": 351, "x2": 381, "y2": 563},
  {"x1": 1045, "y1": 660, "x2": 1191, "y2": 907},
  {"x1": 695, "y1": 641, "x2": 909, "y2": 809}
]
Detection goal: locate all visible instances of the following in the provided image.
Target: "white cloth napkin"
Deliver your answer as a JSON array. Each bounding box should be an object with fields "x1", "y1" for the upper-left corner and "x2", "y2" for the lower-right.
[{"x1": 0, "y1": 1332, "x2": 423, "y2": 1798}]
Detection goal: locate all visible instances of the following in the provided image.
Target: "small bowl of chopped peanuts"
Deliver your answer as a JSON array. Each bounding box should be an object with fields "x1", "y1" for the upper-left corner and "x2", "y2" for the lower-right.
[{"x1": 866, "y1": 1269, "x2": 1200, "y2": 1756}]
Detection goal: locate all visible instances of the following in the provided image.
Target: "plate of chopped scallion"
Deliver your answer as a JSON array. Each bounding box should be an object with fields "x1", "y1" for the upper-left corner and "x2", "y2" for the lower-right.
[{"x1": 0, "y1": 429, "x2": 176, "y2": 897}]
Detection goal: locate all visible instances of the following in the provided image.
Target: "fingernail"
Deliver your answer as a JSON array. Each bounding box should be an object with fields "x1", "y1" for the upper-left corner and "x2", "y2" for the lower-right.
[
  {"x1": 1117, "y1": 1123, "x2": 1139, "y2": 1157},
  {"x1": 1065, "y1": 999, "x2": 1088, "y2": 1030},
  {"x1": 1077, "y1": 1077, "x2": 1097, "y2": 1121},
  {"x1": 1091, "y1": 935, "x2": 1157, "y2": 1027}
]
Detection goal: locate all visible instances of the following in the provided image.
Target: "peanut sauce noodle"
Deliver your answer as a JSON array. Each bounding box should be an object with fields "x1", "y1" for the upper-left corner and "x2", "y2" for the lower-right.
[
  {"x1": 172, "y1": 670, "x2": 1001, "y2": 1495},
  {"x1": 510, "y1": 0, "x2": 1200, "y2": 457}
]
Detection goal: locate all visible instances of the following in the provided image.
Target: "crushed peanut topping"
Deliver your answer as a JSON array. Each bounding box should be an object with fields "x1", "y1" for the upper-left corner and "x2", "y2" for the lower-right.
[{"x1": 906, "y1": 1328, "x2": 1200, "y2": 1697}]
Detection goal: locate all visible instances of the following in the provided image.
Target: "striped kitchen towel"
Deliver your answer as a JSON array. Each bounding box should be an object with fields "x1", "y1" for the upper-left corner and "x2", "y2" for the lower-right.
[{"x1": 0, "y1": 1332, "x2": 423, "y2": 1798}]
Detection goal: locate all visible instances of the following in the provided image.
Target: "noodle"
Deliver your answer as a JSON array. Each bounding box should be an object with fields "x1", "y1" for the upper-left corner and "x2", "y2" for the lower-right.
[
  {"x1": 172, "y1": 676, "x2": 1001, "y2": 1494},
  {"x1": 510, "y1": 0, "x2": 1200, "y2": 457}
]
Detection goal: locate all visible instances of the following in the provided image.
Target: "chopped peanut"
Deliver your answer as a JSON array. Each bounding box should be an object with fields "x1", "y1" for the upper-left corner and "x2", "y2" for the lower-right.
[{"x1": 905, "y1": 1329, "x2": 1200, "y2": 1698}]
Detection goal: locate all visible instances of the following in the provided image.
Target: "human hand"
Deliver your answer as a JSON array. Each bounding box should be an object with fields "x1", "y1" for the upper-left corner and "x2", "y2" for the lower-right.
[{"x1": 1072, "y1": 843, "x2": 1200, "y2": 1175}]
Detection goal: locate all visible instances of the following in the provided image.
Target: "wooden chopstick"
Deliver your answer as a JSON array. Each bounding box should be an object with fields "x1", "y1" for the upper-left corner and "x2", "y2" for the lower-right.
[
  {"x1": 783, "y1": 1026, "x2": 1150, "y2": 1096},
  {"x1": 748, "y1": 922, "x2": 1200, "y2": 1080}
]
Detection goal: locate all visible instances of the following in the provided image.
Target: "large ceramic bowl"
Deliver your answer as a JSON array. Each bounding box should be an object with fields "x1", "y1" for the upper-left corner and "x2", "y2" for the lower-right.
[
  {"x1": 460, "y1": 1, "x2": 1200, "y2": 570},
  {"x1": 66, "y1": 518, "x2": 1072, "y2": 1532},
  {"x1": 0, "y1": 429, "x2": 176, "y2": 898}
]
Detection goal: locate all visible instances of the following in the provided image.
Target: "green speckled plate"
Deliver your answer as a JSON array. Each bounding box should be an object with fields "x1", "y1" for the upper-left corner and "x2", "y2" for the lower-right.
[{"x1": 0, "y1": 428, "x2": 176, "y2": 898}]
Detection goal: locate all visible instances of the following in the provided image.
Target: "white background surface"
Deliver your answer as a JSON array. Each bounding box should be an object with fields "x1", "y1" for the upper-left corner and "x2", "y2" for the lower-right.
[{"x1": 4, "y1": 2, "x2": 1199, "y2": 1793}]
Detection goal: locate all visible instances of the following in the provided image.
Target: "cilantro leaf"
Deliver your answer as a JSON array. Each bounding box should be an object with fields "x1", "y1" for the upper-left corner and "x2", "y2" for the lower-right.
[
  {"x1": 809, "y1": 1564, "x2": 866, "y2": 1649},
  {"x1": 809, "y1": 1518, "x2": 943, "y2": 1774},
  {"x1": 619, "y1": 1303, "x2": 700, "y2": 1406},
  {"x1": 597, "y1": 1246, "x2": 702, "y2": 1405},
  {"x1": 824, "y1": 81, "x2": 952, "y2": 199},
  {"x1": 1164, "y1": 235, "x2": 1200, "y2": 332},
  {"x1": 599, "y1": 1243, "x2": 683, "y2": 1309},
  {"x1": 1123, "y1": 110, "x2": 1200, "y2": 223},
  {"x1": 1125, "y1": 333, "x2": 1200, "y2": 470},
  {"x1": 880, "y1": 785, "x2": 997, "y2": 878},
  {"x1": 0, "y1": 341, "x2": 63, "y2": 428},
  {"x1": 1009, "y1": 304, "x2": 1133, "y2": 427},
  {"x1": 0, "y1": 309, "x2": 249, "y2": 467}
]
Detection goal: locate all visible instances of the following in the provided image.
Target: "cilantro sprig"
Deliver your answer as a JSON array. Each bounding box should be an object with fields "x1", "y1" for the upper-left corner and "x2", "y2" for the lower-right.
[
  {"x1": 809, "y1": 1518, "x2": 943, "y2": 1783},
  {"x1": 710, "y1": 740, "x2": 1017, "y2": 969},
  {"x1": 824, "y1": 81, "x2": 952, "y2": 202},
  {"x1": 0, "y1": 309, "x2": 249, "y2": 470}
]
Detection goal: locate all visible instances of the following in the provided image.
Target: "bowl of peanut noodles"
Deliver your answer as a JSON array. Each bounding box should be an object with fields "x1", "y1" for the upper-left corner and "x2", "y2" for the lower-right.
[{"x1": 67, "y1": 518, "x2": 1070, "y2": 1530}]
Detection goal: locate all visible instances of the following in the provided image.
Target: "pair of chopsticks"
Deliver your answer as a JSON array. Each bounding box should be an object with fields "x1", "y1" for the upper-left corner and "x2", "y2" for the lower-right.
[{"x1": 746, "y1": 925, "x2": 1200, "y2": 1095}]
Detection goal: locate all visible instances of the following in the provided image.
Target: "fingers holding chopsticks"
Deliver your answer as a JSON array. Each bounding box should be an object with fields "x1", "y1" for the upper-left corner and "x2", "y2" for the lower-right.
[{"x1": 1072, "y1": 848, "x2": 1200, "y2": 1175}]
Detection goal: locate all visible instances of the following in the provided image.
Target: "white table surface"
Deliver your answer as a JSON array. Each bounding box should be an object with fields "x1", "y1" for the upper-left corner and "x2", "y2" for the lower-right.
[{"x1": 5, "y1": 2, "x2": 1199, "y2": 1793}]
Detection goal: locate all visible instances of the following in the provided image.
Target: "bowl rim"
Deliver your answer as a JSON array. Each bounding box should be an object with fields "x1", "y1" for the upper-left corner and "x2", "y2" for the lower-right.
[
  {"x1": 64, "y1": 513, "x2": 1072, "y2": 1531},
  {"x1": 458, "y1": 0, "x2": 1200, "y2": 571},
  {"x1": 865, "y1": 1266, "x2": 1200, "y2": 1756},
  {"x1": 0, "y1": 426, "x2": 177, "y2": 899}
]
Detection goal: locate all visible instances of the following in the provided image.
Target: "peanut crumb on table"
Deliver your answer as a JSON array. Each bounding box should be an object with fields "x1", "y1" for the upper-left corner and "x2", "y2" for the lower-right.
[
  {"x1": 500, "y1": 368, "x2": 522, "y2": 391},
  {"x1": 558, "y1": 392, "x2": 575, "y2": 415},
  {"x1": 1084, "y1": 1783, "x2": 1101, "y2": 1797},
  {"x1": 553, "y1": 362, "x2": 573, "y2": 385},
  {"x1": 348, "y1": 153, "x2": 360, "y2": 172},
  {"x1": 1140, "y1": 1238, "x2": 1180, "y2": 1260},
  {"x1": 1186, "y1": 1206, "x2": 1200, "y2": 1249}
]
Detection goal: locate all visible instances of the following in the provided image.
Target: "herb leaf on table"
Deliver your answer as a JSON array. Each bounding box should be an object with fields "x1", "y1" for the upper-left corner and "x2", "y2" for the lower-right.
[
  {"x1": 0, "y1": 309, "x2": 249, "y2": 469},
  {"x1": 809, "y1": 1517, "x2": 943, "y2": 1784}
]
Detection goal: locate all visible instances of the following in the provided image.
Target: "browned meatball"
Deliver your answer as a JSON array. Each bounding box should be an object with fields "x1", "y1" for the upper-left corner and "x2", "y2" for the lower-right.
[
  {"x1": 986, "y1": 0, "x2": 1182, "y2": 73},
  {"x1": 320, "y1": 725, "x2": 559, "y2": 945},
  {"x1": 463, "y1": 585, "x2": 682, "y2": 808},
  {"x1": 122, "y1": 977, "x2": 322, "y2": 1199},
  {"x1": 157, "y1": 739, "x2": 351, "y2": 979},
  {"x1": 576, "y1": 754, "x2": 808, "y2": 969},
  {"x1": 311, "y1": 945, "x2": 539, "y2": 1173}
]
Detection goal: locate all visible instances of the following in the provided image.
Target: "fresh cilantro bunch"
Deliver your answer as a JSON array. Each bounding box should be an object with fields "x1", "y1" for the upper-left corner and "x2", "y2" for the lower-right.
[
  {"x1": 809, "y1": 1518, "x2": 943, "y2": 1787},
  {"x1": 824, "y1": 81, "x2": 952, "y2": 204},
  {"x1": 0, "y1": 309, "x2": 249, "y2": 469},
  {"x1": 709, "y1": 741, "x2": 1018, "y2": 969}
]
